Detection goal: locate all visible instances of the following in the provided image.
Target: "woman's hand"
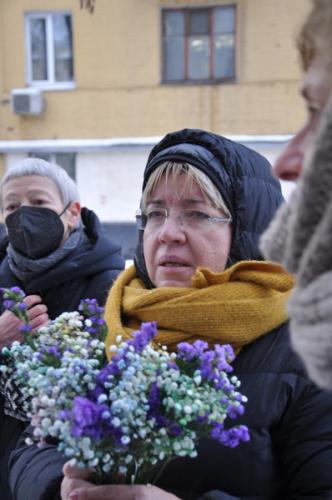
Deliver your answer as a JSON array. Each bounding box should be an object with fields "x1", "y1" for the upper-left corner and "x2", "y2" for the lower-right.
[
  {"x1": 25, "y1": 294, "x2": 49, "y2": 330},
  {"x1": 61, "y1": 462, "x2": 180, "y2": 500},
  {"x1": 0, "y1": 294, "x2": 48, "y2": 348},
  {"x1": 61, "y1": 462, "x2": 95, "y2": 500}
]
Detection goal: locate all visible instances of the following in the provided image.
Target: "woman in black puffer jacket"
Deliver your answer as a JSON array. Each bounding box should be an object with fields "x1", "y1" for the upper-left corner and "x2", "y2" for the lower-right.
[
  {"x1": 0, "y1": 158, "x2": 125, "y2": 500},
  {"x1": 10, "y1": 131, "x2": 332, "y2": 500}
]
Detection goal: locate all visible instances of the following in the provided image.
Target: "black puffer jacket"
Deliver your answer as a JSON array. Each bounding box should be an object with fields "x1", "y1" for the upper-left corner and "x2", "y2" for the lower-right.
[
  {"x1": 8, "y1": 131, "x2": 332, "y2": 499},
  {"x1": 0, "y1": 207, "x2": 125, "y2": 500}
]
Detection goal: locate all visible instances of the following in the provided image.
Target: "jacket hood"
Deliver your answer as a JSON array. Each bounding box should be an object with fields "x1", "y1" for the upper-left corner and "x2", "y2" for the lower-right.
[{"x1": 135, "y1": 128, "x2": 284, "y2": 287}]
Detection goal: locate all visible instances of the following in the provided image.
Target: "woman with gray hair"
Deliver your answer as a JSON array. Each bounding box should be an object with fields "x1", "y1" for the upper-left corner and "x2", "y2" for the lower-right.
[{"x1": 0, "y1": 157, "x2": 125, "y2": 499}]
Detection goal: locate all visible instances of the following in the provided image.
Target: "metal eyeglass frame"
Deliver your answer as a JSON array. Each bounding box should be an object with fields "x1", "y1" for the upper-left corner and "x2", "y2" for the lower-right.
[{"x1": 135, "y1": 208, "x2": 232, "y2": 231}]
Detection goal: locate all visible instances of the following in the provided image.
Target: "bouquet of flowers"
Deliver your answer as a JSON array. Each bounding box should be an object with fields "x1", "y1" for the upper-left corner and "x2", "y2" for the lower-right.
[
  {"x1": 0, "y1": 287, "x2": 250, "y2": 485},
  {"x1": 0, "y1": 286, "x2": 107, "y2": 420}
]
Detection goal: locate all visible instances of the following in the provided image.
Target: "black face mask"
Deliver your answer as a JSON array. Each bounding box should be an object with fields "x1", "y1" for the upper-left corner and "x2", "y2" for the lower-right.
[{"x1": 5, "y1": 205, "x2": 68, "y2": 259}]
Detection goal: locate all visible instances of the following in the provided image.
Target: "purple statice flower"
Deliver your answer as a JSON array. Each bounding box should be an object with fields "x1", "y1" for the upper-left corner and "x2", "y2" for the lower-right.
[
  {"x1": 78, "y1": 298, "x2": 106, "y2": 337},
  {"x1": 177, "y1": 342, "x2": 196, "y2": 361},
  {"x1": 104, "y1": 323, "x2": 158, "y2": 382},
  {"x1": 178, "y1": 340, "x2": 210, "y2": 362},
  {"x1": 227, "y1": 403, "x2": 245, "y2": 419},
  {"x1": 196, "y1": 412, "x2": 209, "y2": 424},
  {"x1": 211, "y1": 423, "x2": 250, "y2": 448},
  {"x1": 10, "y1": 286, "x2": 25, "y2": 296},
  {"x1": 69, "y1": 396, "x2": 117, "y2": 441},
  {"x1": 3, "y1": 299, "x2": 15, "y2": 309},
  {"x1": 19, "y1": 324, "x2": 32, "y2": 333},
  {"x1": 199, "y1": 350, "x2": 215, "y2": 380},
  {"x1": 214, "y1": 345, "x2": 235, "y2": 372},
  {"x1": 127, "y1": 322, "x2": 157, "y2": 353},
  {"x1": 148, "y1": 382, "x2": 182, "y2": 437},
  {"x1": 99, "y1": 361, "x2": 119, "y2": 381},
  {"x1": 148, "y1": 382, "x2": 161, "y2": 413},
  {"x1": 89, "y1": 363, "x2": 118, "y2": 399},
  {"x1": 45, "y1": 346, "x2": 62, "y2": 360},
  {"x1": 192, "y1": 340, "x2": 209, "y2": 356},
  {"x1": 154, "y1": 413, "x2": 183, "y2": 437},
  {"x1": 167, "y1": 361, "x2": 179, "y2": 371},
  {"x1": 189, "y1": 342, "x2": 236, "y2": 391},
  {"x1": 0, "y1": 287, "x2": 31, "y2": 337}
]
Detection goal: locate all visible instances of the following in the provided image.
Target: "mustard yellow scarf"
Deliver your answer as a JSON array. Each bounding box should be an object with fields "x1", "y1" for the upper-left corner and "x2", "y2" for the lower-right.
[{"x1": 104, "y1": 261, "x2": 294, "y2": 359}]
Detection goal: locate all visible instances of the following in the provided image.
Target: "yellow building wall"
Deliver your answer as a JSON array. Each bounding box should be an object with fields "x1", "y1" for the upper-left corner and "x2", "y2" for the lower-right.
[{"x1": 0, "y1": 0, "x2": 310, "y2": 140}]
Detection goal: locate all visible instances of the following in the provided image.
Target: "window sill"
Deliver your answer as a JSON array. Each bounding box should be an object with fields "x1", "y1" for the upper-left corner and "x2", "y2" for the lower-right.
[
  {"x1": 161, "y1": 78, "x2": 236, "y2": 86},
  {"x1": 27, "y1": 82, "x2": 76, "y2": 92}
]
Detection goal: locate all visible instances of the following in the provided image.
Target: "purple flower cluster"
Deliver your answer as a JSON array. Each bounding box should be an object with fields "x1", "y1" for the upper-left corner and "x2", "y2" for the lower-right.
[
  {"x1": 0, "y1": 287, "x2": 32, "y2": 335},
  {"x1": 175, "y1": 339, "x2": 249, "y2": 446},
  {"x1": 103, "y1": 322, "x2": 158, "y2": 378},
  {"x1": 62, "y1": 396, "x2": 123, "y2": 443},
  {"x1": 177, "y1": 340, "x2": 235, "y2": 388},
  {"x1": 78, "y1": 298, "x2": 107, "y2": 338},
  {"x1": 211, "y1": 422, "x2": 250, "y2": 448},
  {"x1": 127, "y1": 321, "x2": 157, "y2": 352},
  {"x1": 148, "y1": 382, "x2": 182, "y2": 437},
  {"x1": 87, "y1": 323, "x2": 159, "y2": 406}
]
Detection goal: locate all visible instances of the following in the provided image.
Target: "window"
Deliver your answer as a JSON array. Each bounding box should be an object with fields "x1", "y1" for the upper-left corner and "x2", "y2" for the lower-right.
[
  {"x1": 28, "y1": 153, "x2": 76, "y2": 181},
  {"x1": 25, "y1": 12, "x2": 74, "y2": 88},
  {"x1": 162, "y1": 5, "x2": 236, "y2": 82}
]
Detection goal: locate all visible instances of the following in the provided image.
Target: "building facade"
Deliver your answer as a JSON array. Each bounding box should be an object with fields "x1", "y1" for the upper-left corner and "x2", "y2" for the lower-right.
[{"x1": 0, "y1": 0, "x2": 310, "y2": 256}]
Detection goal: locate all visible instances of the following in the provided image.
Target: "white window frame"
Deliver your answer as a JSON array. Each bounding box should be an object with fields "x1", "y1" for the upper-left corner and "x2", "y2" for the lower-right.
[{"x1": 25, "y1": 11, "x2": 75, "y2": 90}]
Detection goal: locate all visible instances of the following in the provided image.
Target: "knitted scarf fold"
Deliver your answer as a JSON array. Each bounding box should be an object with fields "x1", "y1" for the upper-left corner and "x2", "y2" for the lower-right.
[
  {"x1": 104, "y1": 261, "x2": 294, "y2": 360},
  {"x1": 260, "y1": 95, "x2": 332, "y2": 388},
  {"x1": 7, "y1": 228, "x2": 84, "y2": 284}
]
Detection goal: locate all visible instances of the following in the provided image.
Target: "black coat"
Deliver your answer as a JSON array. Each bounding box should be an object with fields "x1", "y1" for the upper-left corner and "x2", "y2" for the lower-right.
[
  {"x1": 9, "y1": 323, "x2": 332, "y2": 499},
  {"x1": 157, "y1": 323, "x2": 332, "y2": 499},
  {"x1": 0, "y1": 207, "x2": 125, "y2": 500}
]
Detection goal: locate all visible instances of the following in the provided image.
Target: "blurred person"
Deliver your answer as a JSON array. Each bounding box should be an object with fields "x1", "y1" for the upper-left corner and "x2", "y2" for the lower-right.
[
  {"x1": 261, "y1": 0, "x2": 332, "y2": 389},
  {"x1": 0, "y1": 158, "x2": 125, "y2": 499},
  {"x1": 9, "y1": 131, "x2": 332, "y2": 500}
]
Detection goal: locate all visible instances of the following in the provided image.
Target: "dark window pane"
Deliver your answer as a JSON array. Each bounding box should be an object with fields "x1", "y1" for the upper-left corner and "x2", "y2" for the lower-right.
[
  {"x1": 214, "y1": 34, "x2": 235, "y2": 78},
  {"x1": 28, "y1": 153, "x2": 50, "y2": 162},
  {"x1": 214, "y1": 6, "x2": 235, "y2": 33},
  {"x1": 30, "y1": 18, "x2": 47, "y2": 80},
  {"x1": 189, "y1": 11, "x2": 209, "y2": 35},
  {"x1": 28, "y1": 153, "x2": 76, "y2": 181},
  {"x1": 55, "y1": 153, "x2": 76, "y2": 180},
  {"x1": 163, "y1": 11, "x2": 184, "y2": 36},
  {"x1": 163, "y1": 37, "x2": 184, "y2": 80},
  {"x1": 53, "y1": 14, "x2": 74, "y2": 82},
  {"x1": 188, "y1": 36, "x2": 209, "y2": 79}
]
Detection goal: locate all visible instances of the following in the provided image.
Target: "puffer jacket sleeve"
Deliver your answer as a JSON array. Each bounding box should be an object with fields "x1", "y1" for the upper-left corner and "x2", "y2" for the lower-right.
[{"x1": 9, "y1": 426, "x2": 64, "y2": 500}]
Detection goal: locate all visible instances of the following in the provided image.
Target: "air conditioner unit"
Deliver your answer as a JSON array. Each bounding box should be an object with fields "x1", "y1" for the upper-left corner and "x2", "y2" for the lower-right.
[{"x1": 10, "y1": 88, "x2": 45, "y2": 116}]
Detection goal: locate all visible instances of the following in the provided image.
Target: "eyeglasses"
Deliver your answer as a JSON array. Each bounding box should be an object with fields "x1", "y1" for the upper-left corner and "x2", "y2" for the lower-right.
[{"x1": 136, "y1": 208, "x2": 232, "y2": 231}]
